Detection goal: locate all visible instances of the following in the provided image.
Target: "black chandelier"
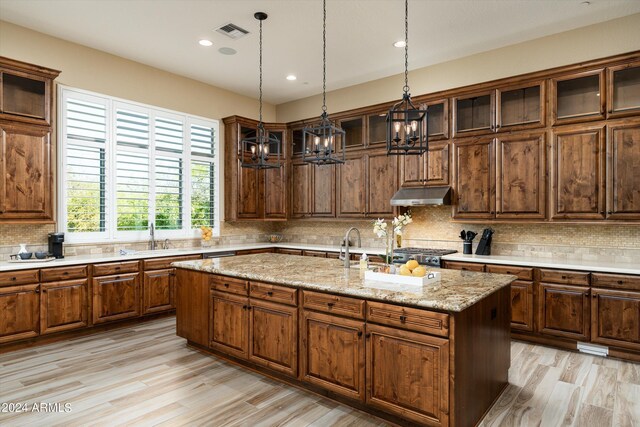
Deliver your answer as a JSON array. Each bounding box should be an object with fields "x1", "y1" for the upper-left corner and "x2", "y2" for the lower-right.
[
  {"x1": 241, "y1": 12, "x2": 281, "y2": 170},
  {"x1": 303, "y1": 0, "x2": 345, "y2": 165},
  {"x1": 386, "y1": 0, "x2": 427, "y2": 155}
]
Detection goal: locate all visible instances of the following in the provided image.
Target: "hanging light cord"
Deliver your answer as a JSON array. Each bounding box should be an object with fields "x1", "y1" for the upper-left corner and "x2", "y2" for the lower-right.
[
  {"x1": 403, "y1": 0, "x2": 409, "y2": 95},
  {"x1": 258, "y1": 17, "x2": 264, "y2": 124},
  {"x1": 322, "y1": 0, "x2": 327, "y2": 114}
]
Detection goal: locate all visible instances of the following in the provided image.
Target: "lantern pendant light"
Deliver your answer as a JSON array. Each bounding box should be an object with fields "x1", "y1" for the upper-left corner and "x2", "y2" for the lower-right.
[
  {"x1": 241, "y1": 12, "x2": 281, "y2": 170},
  {"x1": 386, "y1": 0, "x2": 428, "y2": 156},
  {"x1": 303, "y1": 0, "x2": 345, "y2": 165}
]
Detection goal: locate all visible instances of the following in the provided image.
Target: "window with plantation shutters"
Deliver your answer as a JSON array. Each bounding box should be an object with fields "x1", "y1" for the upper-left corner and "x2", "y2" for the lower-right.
[{"x1": 59, "y1": 86, "x2": 219, "y2": 242}]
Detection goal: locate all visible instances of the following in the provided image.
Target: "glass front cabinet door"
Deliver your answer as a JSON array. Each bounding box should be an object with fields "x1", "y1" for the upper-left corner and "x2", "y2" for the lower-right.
[
  {"x1": 607, "y1": 61, "x2": 640, "y2": 118},
  {"x1": 552, "y1": 69, "x2": 606, "y2": 125}
]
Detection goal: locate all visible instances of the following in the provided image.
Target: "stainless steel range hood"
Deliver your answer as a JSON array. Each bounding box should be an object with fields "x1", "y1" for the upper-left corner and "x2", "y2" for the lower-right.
[{"x1": 390, "y1": 186, "x2": 452, "y2": 206}]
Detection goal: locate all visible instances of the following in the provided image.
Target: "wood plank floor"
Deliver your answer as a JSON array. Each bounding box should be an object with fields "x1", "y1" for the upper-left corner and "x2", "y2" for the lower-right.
[{"x1": 0, "y1": 317, "x2": 638, "y2": 427}]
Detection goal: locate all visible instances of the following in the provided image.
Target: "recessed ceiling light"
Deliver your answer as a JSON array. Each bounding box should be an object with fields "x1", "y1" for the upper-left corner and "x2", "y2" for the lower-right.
[
  {"x1": 286, "y1": 74, "x2": 297, "y2": 81},
  {"x1": 393, "y1": 40, "x2": 406, "y2": 48},
  {"x1": 198, "y1": 39, "x2": 213, "y2": 47},
  {"x1": 218, "y1": 47, "x2": 237, "y2": 55}
]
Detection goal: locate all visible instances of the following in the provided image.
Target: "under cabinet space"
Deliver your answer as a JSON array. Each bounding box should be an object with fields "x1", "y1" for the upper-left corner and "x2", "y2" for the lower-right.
[
  {"x1": 498, "y1": 83, "x2": 544, "y2": 129},
  {"x1": 453, "y1": 92, "x2": 493, "y2": 136},
  {"x1": 608, "y1": 61, "x2": 640, "y2": 116},
  {"x1": 553, "y1": 70, "x2": 605, "y2": 123},
  {"x1": 367, "y1": 112, "x2": 387, "y2": 145},
  {"x1": 2, "y1": 72, "x2": 47, "y2": 120}
]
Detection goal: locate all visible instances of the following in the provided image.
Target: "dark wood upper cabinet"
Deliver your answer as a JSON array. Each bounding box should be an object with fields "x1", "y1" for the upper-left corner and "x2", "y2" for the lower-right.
[
  {"x1": 426, "y1": 141, "x2": 450, "y2": 186},
  {"x1": 366, "y1": 149, "x2": 397, "y2": 217},
  {"x1": 552, "y1": 69, "x2": 606, "y2": 125},
  {"x1": 551, "y1": 124, "x2": 606, "y2": 220},
  {"x1": 453, "y1": 136, "x2": 495, "y2": 219},
  {"x1": 264, "y1": 166, "x2": 287, "y2": 219},
  {"x1": 236, "y1": 156, "x2": 261, "y2": 219},
  {"x1": 339, "y1": 116, "x2": 364, "y2": 150},
  {"x1": 607, "y1": 61, "x2": 640, "y2": 118},
  {"x1": 607, "y1": 118, "x2": 640, "y2": 220},
  {"x1": 495, "y1": 131, "x2": 547, "y2": 220},
  {"x1": 291, "y1": 161, "x2": 312, "y2": 218},
  {"x1": 425, "y1": 99, "x2": 449, "y2": 141},
  {"x1": 453, "y1": 90, "x2": 495, "y2": 137},
  {"x1": 496, "y1": 81, "x2": 546, "y2": 131},
  {"x1": 591, "y1": 288, "x2": 640, "y2": 351},
  {"x1": 337, "y1": 153, "x2": 366, "y2": 217},
  {"x1": 399, "y1": 152, "x2": 426, "y2": 188},
  {"x1": 0, "y1": 123, "x2": 52, "y2": 221},
  {"x1": 312, "y1": 163, "x2": 336, "y2": 217},
  {"x1": 367, "y1": 112, "x2": 387, "y2": 146},
  {"x1": 291, "y1": 127, "x2": 305, "y2": 156}
]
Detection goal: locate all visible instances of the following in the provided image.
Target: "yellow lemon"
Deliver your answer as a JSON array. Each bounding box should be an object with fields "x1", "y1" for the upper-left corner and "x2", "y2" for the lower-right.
[
  {"x1": 405, "y1": 260, "x2": 419, "y2": 271},
  {"x1": 412, "y1": 266, "x2": 427, "y2": 277},
  {"x1": 399, "y1": 266, "x2": 412, "y2": 276}
]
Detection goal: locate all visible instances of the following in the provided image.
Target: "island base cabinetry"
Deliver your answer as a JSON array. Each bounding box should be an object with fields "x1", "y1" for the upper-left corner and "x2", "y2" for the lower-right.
[{"x1": 175, "y1": 268, "x2": 510, "y2": 427}]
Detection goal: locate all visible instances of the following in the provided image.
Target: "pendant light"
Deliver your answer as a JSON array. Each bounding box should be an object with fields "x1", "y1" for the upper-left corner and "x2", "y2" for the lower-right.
[
  {"x1": 386, "y1": 0, "x2": 427, "y2": 155},
  {"x1": 241, "y1": 12, "x2": 281, "y2": 170},
  {"x1": 303, "y1": 0, "x2": 345, "y2": 165}
]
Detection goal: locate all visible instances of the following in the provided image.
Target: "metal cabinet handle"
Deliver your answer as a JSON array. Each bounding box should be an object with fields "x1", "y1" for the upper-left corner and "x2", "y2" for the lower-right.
[
  {"x1": 327, "y1": 302, "x2": 335, "y2": 308},
  {"x1": 561, "y1": 275, "x2": 567, "y2": 279},
  {"x1": 399, "y1": 315, "x2": 407, "y2": 323},
  {"x1": 267, "y1": 291, "x2": 273, "y2": 296},
  {"x1": 365, "y1": 333, "x2": 371, "y2": 338},
  {"x1": 224, "y1": 283, "x2": 230, "y2": 288},
  {"x1": 357, "y1": 331, "x2": 363, "y2": 337}
]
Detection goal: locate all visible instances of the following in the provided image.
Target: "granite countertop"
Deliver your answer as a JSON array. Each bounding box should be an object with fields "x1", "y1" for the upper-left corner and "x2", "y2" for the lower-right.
[
  {"x1": 172, "y1": 253, "x2": 516, "y2": 313},
  {"x1": 442, "y1": 253, "x2": 640, "y2": 275}
]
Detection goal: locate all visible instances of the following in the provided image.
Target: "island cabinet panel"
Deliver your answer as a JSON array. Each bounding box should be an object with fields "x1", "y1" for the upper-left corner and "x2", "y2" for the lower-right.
[
  {"x1": 142, "y1": 269, "x2": 174, "y2": 315},
  {"x1": 249, "y1": 299, "x2": 298, "y2": 377},
  {"x1": 291, "y1": 161, "x2": 312, "y2": 218},
  {"x1": 591, "y1": 288, "x2": 640, "y2": 351},
  {"x1": 312, "y1": 164, "x2": 335, "y2": 217},
  {"x1": 452, "y1": 137, "x2": 495, "y2": 219},
  {"x1": 176, "y1": 269, "x2": 209, "y2": 347},
  {"x1": 210, "y1": 290, "x2": 249, "y2": 359},
  {"x1": 365, "y1": 323, "x2": 449, "y2": 427},
  {"x1": 300, "y1": 310, "x2": 366, "y2": 401},
  {"x1": 607, "y1": 119, "x2": 640, "y2": 220},
  {"x1": 40, "y1": 279, "x2": 87, "y2": 335},
  {"x1": 302, "y1": 290, "x2": 366, "y2": 319},
  {"x1": 495, "y1": 131, "x2": 547, "y2": 219},
  {"x1": 551, "y1": 124, "x2": 606, "y2": 220},
  {"x1": 249, "y1": 282, "x2": 297, "y2": 306},
  {"x1": 365, "y1": 301, "x2": 449, "y2": 337},
  {"x1": 337, "y1": 154, "x2": 366, "y2": 217},
  {"x1": 537, "y1": 282, "x2": 590, "y2": 341},
  {"x1": 0, "y1": 284, "x2": 39, "y2": 343},
  {"x1": 92, "y1": 273, "x2": 140, "y2": 324}
]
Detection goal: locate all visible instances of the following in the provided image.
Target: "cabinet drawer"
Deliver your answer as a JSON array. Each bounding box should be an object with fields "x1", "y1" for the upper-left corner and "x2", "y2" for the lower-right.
[
  {"x1": 0, "y1": 269, "x2": 39, "y2": 286},
  {"x1": 592, "y1": 273, "x2": 640, "y2": 291},
  {"x1": 40, "y1": 265, "x2": 88, "y2": 282},
  {"x1": 250, "y1": 282, "x2": 297, "y2": 306},
  {"x1": 539, "y1": 269, "x2": 589, "y2": 286},
  {"x1": 302, "y1": 290, "x2": 365, "y2": 319},
  {"x1": 443, "y1": 261, "x2": 485, "y2": 272},
  {"x1": 486, "y1": 264, "x2": 533, "y2": 281},
  {"x1": 143, "y1": 255, "x2": 201, "y2": 270},
  {"x1": 276, "y1": 248, "x2": 303, "y2": 256},
  {"x1": 302, "y1": 250, "x2": 327, "y2": 258},
  {"x1": 92, "y1": 261, "x2": 140, "y2": 277},
  {"x1": 366, "y1": 301, "x2": 449, "y2": 337},
  {"x1": 210, "y1": 275, "x2": 248, "y2": 296}
]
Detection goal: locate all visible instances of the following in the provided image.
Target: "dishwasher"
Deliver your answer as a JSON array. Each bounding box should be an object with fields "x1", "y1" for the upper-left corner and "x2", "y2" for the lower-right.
[{"x1": 202, "y1": 251, "x2": 236, "y2": 259}]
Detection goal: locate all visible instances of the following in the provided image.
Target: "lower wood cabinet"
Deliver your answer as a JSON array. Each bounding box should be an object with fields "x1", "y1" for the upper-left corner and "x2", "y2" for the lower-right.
[
  {"x1": 142, "y1": 269, "x2": 174, "y2": 315},
  {"x1": 300, "y1": 310, "x2": 366, "y2": 401},
  {"x1": 0, "y1": 284, "x2": 40, "y2": 343},
  {"x1": 537, "y1": 282, "x2": 590, "y2": 341},
  {"x1": 249, "y1": 299, "x2": 297, "y2": 376},
  {"x1": 509, "y1": 280, "x2": 534, "y2": 332},
  {"x1": 591, "y1": 288, "x2": 640, "y2": 351},
  {"x1": 210, "y1": 290, "x2": 249, "y2": 359},
  {"x1": 40, "y1": 279, "x2": 88, "y2": 335},
  {"x1": 92, "y1": 273, "x2": 140, "y2": 324},
  {"x1": 366, "y1": 323, "x2": 449, "y2": 426}
]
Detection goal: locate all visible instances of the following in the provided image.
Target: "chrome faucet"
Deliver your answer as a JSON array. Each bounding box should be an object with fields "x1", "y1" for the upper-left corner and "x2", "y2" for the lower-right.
[
  {"x1": 149, "y1": 223, "x2": 156, "y2": 250},
  {"x1": 339, "y1": 227, "x2": 361, "y2": 268}
]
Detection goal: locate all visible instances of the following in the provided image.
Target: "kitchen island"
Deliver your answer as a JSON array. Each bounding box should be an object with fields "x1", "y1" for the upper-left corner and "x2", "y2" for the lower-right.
[{"x1": 173, "y1": 253, "x2": 515, "y2": 427}]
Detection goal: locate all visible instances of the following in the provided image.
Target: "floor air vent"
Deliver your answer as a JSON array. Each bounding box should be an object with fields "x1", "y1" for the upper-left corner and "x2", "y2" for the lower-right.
[
  {"x1": 577, "y1": 342, "x2": 608, "y2": 357},
  {"x1": 215, "y1": 23, "x2": 250, "y2": 39}
]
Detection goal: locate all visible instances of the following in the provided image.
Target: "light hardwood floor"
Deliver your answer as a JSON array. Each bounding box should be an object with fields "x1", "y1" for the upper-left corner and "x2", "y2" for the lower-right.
[{"x1": 0, "y1": 317, "x2": 638, "y2": 427}]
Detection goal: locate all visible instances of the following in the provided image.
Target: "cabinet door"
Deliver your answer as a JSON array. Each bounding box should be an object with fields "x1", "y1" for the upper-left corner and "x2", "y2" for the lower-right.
[
  {"x1": 425, "y1": 99, "x2": 449, "y2": 141},
  {"x1": 552, "y1": 69, "x2": 606, "y2": 125},
  {"x1": 142, "y1": 269, "x2": 174, "y2": 315},
  {"x1": 0, "y1": 123, "x2": 52, "y2": 220},
  {"x1": 496, "y1": 131, "x2": 546, "y2": 219},
  {"x1": 366, "y1": 323, "x2": 449, "y2": 426},
  {"x1": 41, "y1": 279, "x2": 87, "y2": 335},
  {"x1": 510, "y1": 281, "x2": 534, "y2": 332},
  {"x1": 496, "y1": 81, "x2": 545, "y2": 131},
  {"x1": 452, "y1": 90, "x2": 495, "y2": 137},
  {"x1": 237, "y1": 157, "x2": 261, "y2": 219},
  {"x1": 92, "y1": 273, "x2": 140, "y2": 324},
  {"x1": 537, "y1": 282, "x2": 590, "y2": 341},
  {"x1": 0, "y1": 284, "x2": 39, "y2": 343},
  {"x1": 591, "y1": 288, "x2": 640, "y2": 351},
  {"x1": 400, "y1": 153, "x2": 426, "y2": 188},
  {"x1": 367, "y1": 150, "x2": 397, "y2": 217},
  {"x1": 291, "y1": 162, "x2": 311, "y2": 218},
  {"x1": 249, "y1": 299, "x2": 297, "y2": 377},
  {"x1": 607, "y1": 119, "x2": 640, "y2": 220},
  {"x1": 264, "y1": 166, "x2": 287, "y2": 219},
  {"x1": 312, "y1": 163, "x2": 336, "y2": 217},
  {"x1": 300, "y1": 310, "x2": 365, "y2": 401},
  {"x1": 607, "y1": 61, "x2": 640, "y2": 118},
  {"x1": 210, "y1": 290, "x2": 249, "y2": 359},
  {"x1": 453, "y1": 137, "x2": 495, "y2": 219},
  {"x1": 337, "y1": 154, "x2": 366, "y2": 217},
  {"x1": 551, "y1": 124, "x2": 605, "y2": 220},
  {"x1": 426, "y1": 141, "x2": 450, "y2": 186}
]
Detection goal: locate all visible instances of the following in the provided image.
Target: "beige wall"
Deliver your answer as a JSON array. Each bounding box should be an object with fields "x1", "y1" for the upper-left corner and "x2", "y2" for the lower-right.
[{"x1": 276, "y1": 13, "x2": 640, "y2": 122}]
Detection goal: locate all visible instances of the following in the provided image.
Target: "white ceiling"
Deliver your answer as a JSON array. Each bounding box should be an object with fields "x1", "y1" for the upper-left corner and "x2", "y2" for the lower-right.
[{"x1": 1, "y1": 0, "x2": 640, "y2": 105}]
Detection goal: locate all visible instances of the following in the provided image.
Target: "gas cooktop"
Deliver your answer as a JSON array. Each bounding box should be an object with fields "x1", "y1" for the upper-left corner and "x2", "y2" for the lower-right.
[{"x1": 394, "y1": 247, "x2": 457, "y2": 267}]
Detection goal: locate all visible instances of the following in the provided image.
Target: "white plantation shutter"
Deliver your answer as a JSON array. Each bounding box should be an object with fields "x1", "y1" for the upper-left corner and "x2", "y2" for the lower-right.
[{"x1": 59, "y1": 86, "x2": 219, "y2": 241}]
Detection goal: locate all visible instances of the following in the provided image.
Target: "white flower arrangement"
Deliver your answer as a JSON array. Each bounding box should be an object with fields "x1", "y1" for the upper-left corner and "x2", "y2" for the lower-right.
[
  {"x1": 392, "y1": 213, "x2": 413, "y2": 235},
  {"x1": 372, "y1": 212, "x2": 413, "y2": 264}
]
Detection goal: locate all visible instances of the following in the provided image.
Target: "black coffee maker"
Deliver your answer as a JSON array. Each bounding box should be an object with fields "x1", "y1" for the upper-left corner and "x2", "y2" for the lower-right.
[{"x1": 48, "y1": 233, "x2": 65, "y2": 259}]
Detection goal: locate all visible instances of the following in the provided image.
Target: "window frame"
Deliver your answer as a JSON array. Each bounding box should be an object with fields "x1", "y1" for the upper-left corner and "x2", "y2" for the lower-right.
[{"x1": 58, "y1": 85, "x2": 220, "y2": 244}]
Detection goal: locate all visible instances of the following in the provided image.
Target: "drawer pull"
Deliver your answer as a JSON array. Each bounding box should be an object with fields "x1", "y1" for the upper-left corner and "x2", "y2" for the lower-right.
[
  {"x1": 327, "y1": 302, "x2": 335, "y2": 308},
  {"x1": 224, "y1": 283, "x2": 230, "y2": 288},
  {"x1": 357, "y1": 331, "x2": 363, "y2": 337},
  {"x1": 35, "y1": 288, "x2": 40, "y2": 294},
  {"x1": 561, "y1": 275, "x2": 567, "y2": 279},
  {"x1": 242, "y1": 305, "x2": 248, "y2": 310},
  {"x1": 63, "y1": 272, "x2": 69, "y2": 275},
  {"x1": 618, "y1": 280, "x2": 624, "y2": 285},
  {"x1": 115, "y1": 267, "x2": 121, "y2": 270},
  {"x1": 267, "y1": 291, "x2": 273, "y2": 296},
  {"x1": 11, "y1": 277, "x2": 17, "y2": 281},
  {"x1": 399, "y1": 315, "x2": 407, "y2": 323},
  {"x1": 365, "y1": 333, "x2": 371, "y2": 338}
]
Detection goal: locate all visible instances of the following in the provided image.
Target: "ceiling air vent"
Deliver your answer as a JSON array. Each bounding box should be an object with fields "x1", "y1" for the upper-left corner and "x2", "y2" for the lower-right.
[{"x1": 215, "y1": 23, "x2": 250, "y2": 40}]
